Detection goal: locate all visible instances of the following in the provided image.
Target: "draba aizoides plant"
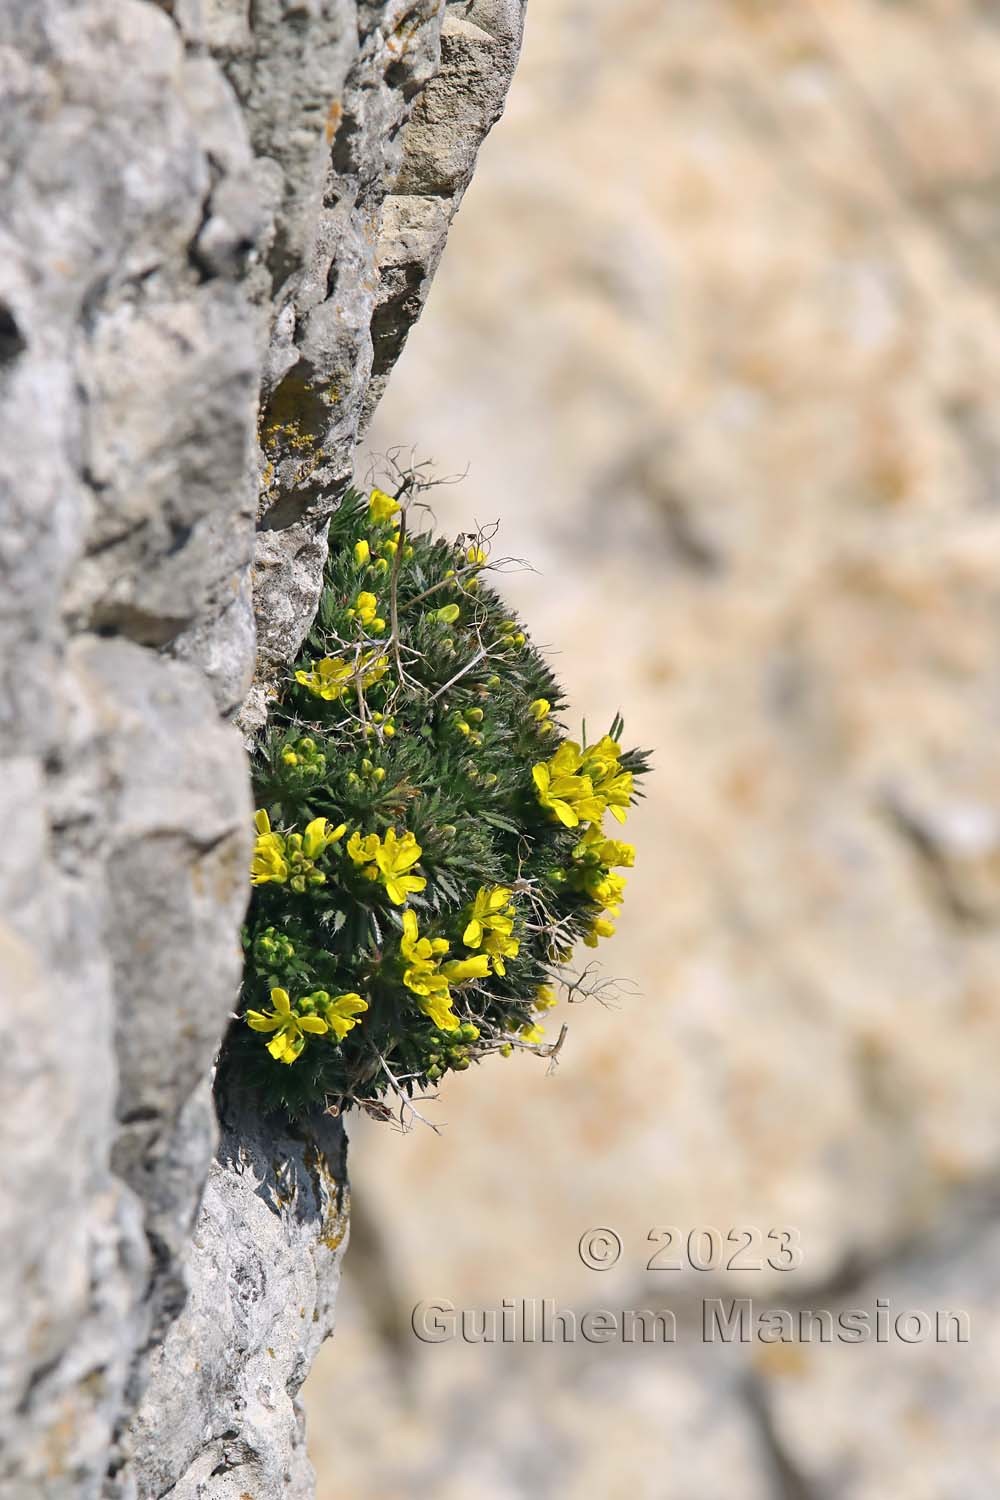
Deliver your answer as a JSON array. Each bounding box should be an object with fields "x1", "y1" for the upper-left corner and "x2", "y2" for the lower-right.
[{"x1": 223, "y1": 481, "x2": 649, "y2": 1120}]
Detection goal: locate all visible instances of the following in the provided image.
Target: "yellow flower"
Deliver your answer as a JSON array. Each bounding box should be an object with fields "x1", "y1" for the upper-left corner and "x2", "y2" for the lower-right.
[
  {"x1": 423, "y1": 993, "x2": 461, "y2": 1031},
  {"x1": 250, "y1": 809, "x2": 290, "y2": 885},
  {"x1": 295, "y1": 651, "x2": 388, "y2": 701},
  {"x1": 531, "y1": 746, "x2": 605, "y2": 828},
  {"x1": 569, "y1": 822, "x2": 632, "y2": 870},
  {"x1": 399, "y1": 912, "x2": 488, "y2": 1029},
  {"x1": 369, "y1": 488, "x2": 399, "y2": 523},
  {"x1": 246, "y1": 987, "x2": 329, "y2": 1065},
  {"x1": 583, "y1": 916, "x2": 616, "y2": 948},
  {"x1": 581, "y1": 736, "x2": 634, "y2": 824},
  {"x1": 303, "y1": 816, "x2": 347, "y2": 858},
  {"x1": 375, "y1": 829, "x2": 426, "y2": 905},
  {"x1": 462, "y1": 886, "x2": 518, "y2": 975},
  {"x1": 533, "y1": 737, "x2": 634, "y2": 827},
  {"x1": 252, "y1": 810, "x2": 345, "y2": 892},
  {"x1": 519, "y1": 1022, "x2": 545, "y2": 1045},
  {"x1": 435, "y1": 603, "x2": 460, "y2": 624},
  {"x1": 598, "y1": 770, "x2": 634, "y2": 823},
  {"x1": 466, "y1": 544, "x2": 487, "y2": 566},
  {"x1": 586, "y1": 831, "x2": 635, "y2": 869},
  {"x1": 347, "y1": 830, "x2": 380, "y2": 868},
  {"x1": 590, "y1": 871, "x2": 627, "y2": 915},
  {"x1": 349, "y1": 591, "x2": 380, "y2": 627},
  {"x1": 294, "y1": 656, "x2": 353, "y2": 701},
  {"x1": 531, "y1": 760, "x2": 575, "y2": 826},
  {"x1": 529, "y1": 698, "x2": 551, "y2": 721},
  {"x1": 400, "y1": 909, "x2": 450, "y2": 977},
  {"x1": 462, "y1": 886, "x2": 514, "y2": 947},
  {"x1": 346, "y1": 591, "x2": 385, "y2": 634},
  {"x1": 399, "y1": 910, "x2": 457, "y2": 1026},
  {"x1": 347, "y1": 829, "x2": 426, "y2": 904},
  {"x1": 481, "y1": 928, "x2": 519, "y2": 976},
  {"x1": 354, "y1": 538, "x2": 371, "y2": 565},
  {"x1": 581, "y1": 734, "x2": 621, "y2": 779},
  {"x1": 534, "y1": 984, "x2": 557, "y2": 1011},
  {"x1": 315, "y1": 990, "x2": 369, "y2": 1042},
  {"x1": 442, "y1": 953, "x2": 491, "y2": 983}
]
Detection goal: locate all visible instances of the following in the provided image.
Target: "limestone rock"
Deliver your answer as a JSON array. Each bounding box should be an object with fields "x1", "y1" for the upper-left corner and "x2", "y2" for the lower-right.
[
  {"x1": 119, "y1": 1098, "x2": 348, "y2": 1500},
  {"x1": 0, "y1": 0, "x2": 526, "y2": 1495}
]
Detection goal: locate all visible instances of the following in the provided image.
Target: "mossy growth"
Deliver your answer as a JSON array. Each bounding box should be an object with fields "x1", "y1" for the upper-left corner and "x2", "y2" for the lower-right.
[{"x1": 221, "y1": 481, "x2": 649, "y2": 1122}]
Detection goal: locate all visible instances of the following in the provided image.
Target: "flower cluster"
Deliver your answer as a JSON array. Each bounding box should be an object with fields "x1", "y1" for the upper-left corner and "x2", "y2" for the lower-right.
[
  {"x1": 532, "y1": 735, "x2": 633, "y2": 829},
  {"x1": 463, "y1": 886, "x2": 519, "y2": 975},
  {"x1": 247, "y1": 986, "x2": 369, "y2": 1063},
  {"x1": 294, "y1": 650, "x2": 388, "y2": 702},
  {"x1": 400, "y1": 910, "x2": 491, "y2": 1031},
  {"x1": 347, "y1": 828, "x2": 426, "y2": 905},
  {"x1": 225, "y1": 482, "x2": 649, "y2": 1118},
  {"x1": 250, "y1": 811, "x2": 346, "y2": 892}
]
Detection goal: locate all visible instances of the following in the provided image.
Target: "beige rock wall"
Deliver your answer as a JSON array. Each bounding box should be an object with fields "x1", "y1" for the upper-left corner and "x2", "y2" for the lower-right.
[{"x1": 306, "y1": 2, "x2": 1000, "y2": 1494}]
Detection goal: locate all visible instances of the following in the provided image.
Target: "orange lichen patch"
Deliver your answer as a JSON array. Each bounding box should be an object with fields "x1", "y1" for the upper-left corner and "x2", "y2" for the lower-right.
[
  {"x1": 325, "y1": 99, "x2": 343, "y2": 145},
  {"x1": 304, "y1": 1141, "x2": 351, "y2": 1253}
]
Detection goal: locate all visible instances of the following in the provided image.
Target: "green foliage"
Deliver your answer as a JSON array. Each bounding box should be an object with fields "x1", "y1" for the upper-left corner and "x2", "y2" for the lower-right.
[{"x1": 220, "y1": 482, "x2": 649, "y2": 1120}]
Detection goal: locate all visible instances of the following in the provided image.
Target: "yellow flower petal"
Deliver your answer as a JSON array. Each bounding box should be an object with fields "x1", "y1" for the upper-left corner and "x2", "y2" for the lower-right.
[
  {"x1": 299, "y1": 1015, "x2": 329, "y2": 1034},
  {"x1": 246, "y1": 1010, "x2": 282, "y2": 1032},
  {"x1": 369, "y1": 488, "x2": 400, "y2": 523}
]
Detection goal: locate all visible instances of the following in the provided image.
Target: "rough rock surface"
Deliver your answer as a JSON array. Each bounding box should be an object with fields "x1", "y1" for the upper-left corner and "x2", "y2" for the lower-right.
[
  {"x1": 119, "y1": 1096, "x2": 349, "y2": 1500},
  {"x1": 0, "y1": 1, "x2": 524, "y2": 1496},
  {"x1": 306, "y1": 1, "x2": 1000, "y2": 1495},
  {"x1": 241, "y1": 0, "x2": 528, "y2": 731}
]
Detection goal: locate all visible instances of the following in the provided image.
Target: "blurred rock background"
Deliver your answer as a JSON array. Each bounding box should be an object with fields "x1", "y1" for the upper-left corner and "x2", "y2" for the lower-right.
[{"x1": 305, "y1": 1, "x2": 1000, "y2": 1494}]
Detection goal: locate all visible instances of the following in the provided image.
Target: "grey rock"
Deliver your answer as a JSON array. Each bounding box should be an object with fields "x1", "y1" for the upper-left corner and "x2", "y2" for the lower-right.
[
  {"x1": 364, "y1": 0, "x2": 528, "y2": 422},
  {"x1": 0, "y1": 0, "x2": 525, "y2": 1495},
  {"x1": 120, "y1": 1095, "x2": 349, "y2": 1500},
  {"x1": 235, "y1": 0, "x2": 529, "y2": 707}
]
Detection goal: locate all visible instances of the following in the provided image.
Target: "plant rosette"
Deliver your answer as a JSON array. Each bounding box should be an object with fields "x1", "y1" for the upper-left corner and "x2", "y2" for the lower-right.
[{"x1": 223, "y1": 484, "x2": 649, "y2": 1119}]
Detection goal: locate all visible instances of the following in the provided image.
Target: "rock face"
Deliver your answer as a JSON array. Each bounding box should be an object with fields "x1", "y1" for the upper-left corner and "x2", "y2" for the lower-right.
[
  {"x1": 120, "y1": 1094, "x2": 350, "y2": 1500},
  {"x1": 0, "y1": 2, "x2": 524, "y2": 1497}
]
